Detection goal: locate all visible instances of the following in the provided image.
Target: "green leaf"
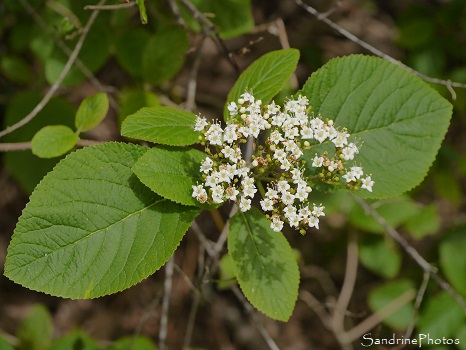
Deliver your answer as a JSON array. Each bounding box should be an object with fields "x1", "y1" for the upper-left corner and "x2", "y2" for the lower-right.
[
  {"x1": 439, "y1": 226, "x2": 466, "y2": 298},
  {"x1": 417, "y1": 291, "x2": 465, "y2": 338},
  {"x1": 132, "y1": 146, "x2": 206, "y2": 206},
  {"x1": 300, "y1": 55, "x2": 452, "y2": 199},
  {"x1": 4, "y1": 142, "x2": 199, "y2": 298},
  {"x1": 115, "y1": 28, "x2": 151, "y2": 79},
  {"x1": 224, "y1": 49, "x2": 300, "y2": 119},
  {"x1": 136, "y1": 0, "x2": 148, "y2": 24},
  {"x1": 75, "y1": 93, "x2": 109, "y2": 132},
  {"x1": 359, "y1": 235, "x2": 401, "y2": 278},
  {"x1": 107, "y1": 336, "x2": 156, "y2": 350},
  {"x1": 49, "y1": 331, "x2": 100, "y2": 350},
  {"x1": 142, "y1": 26, "x2": 189, "y2": 85},
  {"x1": 121, "y1": 107, "x2": 200, "y2": 146},
  {"x1": 17, "y1": 304, "x2": 53, "y2": 350},
  {"x1": 368, "y1": 279, "x2": 415, "y2": 329},
  {"x1": 3, "y1": 92, "x2": 76, "y2": 193},
  {"x1": 31, "y1": 125, "x2": 78, "y2": 158},
  {"x1": 228, "y1": 208, "x2": 300, "y2": 321}
]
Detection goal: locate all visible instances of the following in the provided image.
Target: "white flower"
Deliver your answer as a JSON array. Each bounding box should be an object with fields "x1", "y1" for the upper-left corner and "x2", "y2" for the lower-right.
[
  {"x1": 351, "y1": 166, "x2": 364, "y2": 179},
  {"x1": 308, "y1": 215, "x2": 320, "y2": 229},
  {"x1": 241, "y1": 92, "x2": 255, "y2": 103},
  {"x1": 277, "y1": 180, "x2": 290, "y2": 193},
  {"x1": 312, "y1": 156, "x2": 324, "y2": 168},
  {"x1": 265, "y1": 188, "x2": 278, "y2": 199},
  {"x1": 260, "y1": 198, "x2": 274, "y2": 211},
  {"x1": 211, "y1": 185, "x2": 225, "y2": 203},
  {"x1": 312, "y1": 205, "x2": 325, "y2": 217},
  {"x1": 269, "y1": 130, "x2": 284, "y2": 144},
  {"x1": 270, "y1": 217, "x2": 284, "y2": 232},
  {"x1": 192, "y1": 184, "x2": 206, "y2": 198},
  {"x1": 224, "y1": 123, "x2": 238, "y2": 144},
  {"x1": 200, "y1": 157, "x2": 213, "y2": 173},
  {"x1": 194, "y1": 116, "x2": 208, "y2": 131},
  {"x1": 239, "y1": 196, "x2": 251, "y2": 212},
  {"x1": 242, "y1": 184, "x2": 257, "y2": 198},
  {"x1": 300, "y1": 126, "x2": 313, "y2": 139},
  {"x1": 227, "y1": 102, "x2": 238, "y2": 116},
  {"x1": 281, "y1": 191, "x2": 295, "y2": 205},
  {"x1": 314, "y1": 126, "x2": 329, "y2": 143},
  {"x1": 361, "y1": 176, "x2": 374, "y2": 192},
  {"x1": 225, "y1": 186, "x2": 239, "y2": 200}
]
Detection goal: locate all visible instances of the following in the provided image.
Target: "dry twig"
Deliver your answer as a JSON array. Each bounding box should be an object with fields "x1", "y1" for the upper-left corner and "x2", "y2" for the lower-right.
[
  {"x1": 293, "y1": 0, "x2": 465, "y2": 99},
  {"x1": 0, "y1": 0, "x2": 107, "y2": 139}
]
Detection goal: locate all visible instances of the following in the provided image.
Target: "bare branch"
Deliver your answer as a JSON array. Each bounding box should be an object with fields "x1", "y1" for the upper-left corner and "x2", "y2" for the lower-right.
[
  {"x1": 342, "y1": 290, "x2": 415, "y2": 344},
  {"x1": 159, "y1": 255, "x2": 175, "y2": 350},
  {"x1": 293, "y1": 0, "x2": 466, "y2": 99},
  {"x1": 18, "y1": 0, "x2": 119, "y2": 111},
  {"x1": 231, "y1": 285, "x2": 281, "y2": 350},
  {"x1": 0, "y1": 0, "x2": 106, "y2": 139},
  {"x1": 84, "y1": 2, "x2": 136, "y2": 10},
  {"x1": 185, "y1": 38, "x2": 206, "y2": 112},
  {"x1": 332, "y1": 231, "x2": 359, "y2": 348},
  {"x1": 178, "y1": 0, "x2": 239, "y2": 71},
  {"x1": 0, "y1": 139, "x2": 104, "y2": 152},
  {"x1": 353, "y1": 196, "x2": 466, "y2": 313}
]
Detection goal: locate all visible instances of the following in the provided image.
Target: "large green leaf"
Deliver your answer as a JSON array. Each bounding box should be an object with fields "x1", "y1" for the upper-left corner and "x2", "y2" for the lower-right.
[
  {"x1": 132, "y1": 146, "x2": 206, "y2": 206},
  {"x1": 224, "y1": 49, "x2": 300, "y2": 119},
  {"x1": 299, "y1": 55, "x2": 452, "y2": 199},
  {"x1": 4, "y1": 143, "x2": 199, "y2": 298},
  {"x1": 142, "y1": 26, "x2": 189, "y2": 85},
  {"x1": 121, "y1": 106, "x2": 200, "y2": 145},
  {"x1": 417, "y1": 291, "x2": 465, "y2": 339},
  {"x1": 439, "y1": 226, "x2": 466, "y2": 298},
  {"x1": 228, "y1": 208, "x2": 300, "y2": 321}
]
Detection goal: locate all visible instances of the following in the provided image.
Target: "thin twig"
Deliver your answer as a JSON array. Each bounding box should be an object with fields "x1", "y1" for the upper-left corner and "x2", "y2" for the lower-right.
[
  {"x1": 182, "y1": 240, "x2": 206, "y2": 350},
  {"x1": 178, "y1": 0, "x2": 239, "y2": 71},
  {"x1": 332, "y1": 230, "x2": 358, "y2": 349},
  {"x1": 299, "y1": 290, "x2": 332, "y2": 329},
  {"x1": 18, "y1": 0, "x2": 119, "y2": 109},
  {"x1": 393, "y1": 271, "x2": 430, "y2": 350},
  {"x1": 84, "y1": 2, "x2": 136, "y2": 10},
  {"x1": 159, "y1": 255, "x2": 175, "y2": 350},
  {"x1": 185, "y1": 37, "x2": 206, "y2": 112},
  {"x1": 342, "y1": 290, "x2": 416, "y2": 344},
  {"x1": 232, "y1": 285, "x2": 281, "y2": 350},
  {"x1": 293, "y1": 0, "x2": 466, "y2": 99},
  {"x1": 167, "y1": 0, "x2": 187, "y2": 28},
  {"x1": 0, "y1": 139, "x2": 104, "y2": 152},
  {"x1": 353, "y1": 196, "x2": 466, "y2": 313},
  {"x1": 0, "y1": 0, "x2": 106, "y2": 139}
]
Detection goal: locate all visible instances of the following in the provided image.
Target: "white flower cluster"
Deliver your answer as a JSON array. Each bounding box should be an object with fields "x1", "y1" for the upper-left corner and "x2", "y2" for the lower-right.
[{"x1": 192, "y1": 92, "x2": 374, "y2": 233}]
